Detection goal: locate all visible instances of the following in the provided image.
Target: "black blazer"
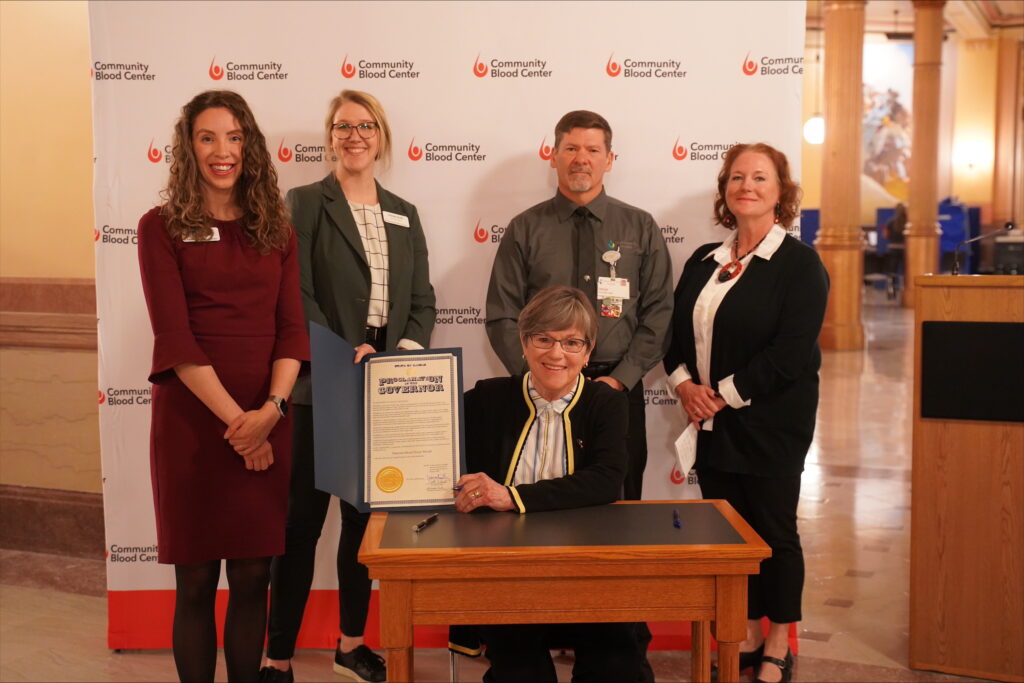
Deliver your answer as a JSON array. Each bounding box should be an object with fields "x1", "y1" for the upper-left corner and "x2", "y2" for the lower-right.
[
  {"x1": 663, "y1": 235, "x2": 829, "y2": 476},
  {"x1": 465, "y1": 374, "x2": 629, "y2": 513},
  {"x1": 288, "y1": 173, "x2": 436, "y2": 403}
]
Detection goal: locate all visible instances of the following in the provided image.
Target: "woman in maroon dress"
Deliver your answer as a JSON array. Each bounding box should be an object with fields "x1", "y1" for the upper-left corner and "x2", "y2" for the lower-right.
[{"x1": 137, "y1": 90, "x2": 309, "y2": 683}]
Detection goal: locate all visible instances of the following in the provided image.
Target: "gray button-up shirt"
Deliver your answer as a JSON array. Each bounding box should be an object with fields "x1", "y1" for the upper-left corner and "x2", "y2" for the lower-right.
[{"x1": 486, "y1": 189, "x2": 674, "y2": 390}]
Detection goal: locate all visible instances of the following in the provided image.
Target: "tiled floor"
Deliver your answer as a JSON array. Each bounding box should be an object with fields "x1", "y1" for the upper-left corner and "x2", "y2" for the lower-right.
[{"x1": 0, "y1": 298, "x2": 994, "y2": 682}]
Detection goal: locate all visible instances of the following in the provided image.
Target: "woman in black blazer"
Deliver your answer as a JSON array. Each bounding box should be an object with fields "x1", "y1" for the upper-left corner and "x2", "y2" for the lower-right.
[
  {"x1": 663, "y1": 143, "x2": 828, "y2": 683},
  {"x1": 261, "y1": 90, "x2": 435, "y2": 683},
  {"x1": 452, "y1": 285, "x2": 641, "y2": 683}
]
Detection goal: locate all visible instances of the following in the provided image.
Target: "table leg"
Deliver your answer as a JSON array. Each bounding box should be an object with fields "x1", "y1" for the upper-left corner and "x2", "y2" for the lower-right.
[
  {"x1": 716, "y1": 641, "x2": 740, "y2": 683},
  {"x1": 691, "y1": 621, "x2": 711, "y2": 683},
  {"x1": 378, "y1": 580, "x2": 414, "y2": 682}
]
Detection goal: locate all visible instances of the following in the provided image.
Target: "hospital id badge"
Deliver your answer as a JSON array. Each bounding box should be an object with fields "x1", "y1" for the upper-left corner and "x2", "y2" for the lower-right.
[
  {"x1": 597, "y1": 276, "x2": 630, "y2": 300},
  {"x1": 600, "y1": 297, "x2": 624, "y2": 318}
]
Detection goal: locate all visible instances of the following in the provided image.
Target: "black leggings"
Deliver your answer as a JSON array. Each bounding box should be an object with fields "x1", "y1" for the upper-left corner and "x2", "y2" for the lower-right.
[
  {"x1": 697, "y1": 468, "x2": 804, "y2": 623},
  {"x1": 172, "y1": 557, "x2": 271, "y2": 683},
  {"x1": 266, "y1": 404, "x2": 371, "y2": 660}
]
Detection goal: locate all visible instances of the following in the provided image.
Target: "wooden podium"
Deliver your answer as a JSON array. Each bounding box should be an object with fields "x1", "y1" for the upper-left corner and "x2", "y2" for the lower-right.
[{"x1": 910, "y1": 275, "x2": 1024, "y2": 682}]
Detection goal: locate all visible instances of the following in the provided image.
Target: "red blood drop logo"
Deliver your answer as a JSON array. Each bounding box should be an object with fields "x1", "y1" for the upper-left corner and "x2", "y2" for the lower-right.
[
  {"x1": 670, "y1": 466, "x2": 684, "y2": 485},
  {"x1": 147, "y1": 139, "x2": 162, "y2": 163},
  {"x1": 277, "y1": 139, "x2": 292, "y2": 163},
  {"x1": 473, "y1": 220, "x2": 487, "y2": 243},
  {"x1": 341, "y1": 54, "x2": 355, "y2": 79},
  {"x1": 473, "y1": 54, "x2": 487, "y2": 78},
  {"x1": 606, "y1": 53, "x2": 621, "y2": 77},
  {"x1": 89, "y1": 67, "x2": 94, "y2": 79},
  {"x1": 407, "y1": 138, "x2": 423, "y2": 161},
  {"x1": 209, "y1": 57, "x2": 224, "y2": 80},
  {"x1": 94, "y1": 228, "x2": 100, "y2": 242},
  {"x1": 538, "y1": 137, "x2": 553, "y2": 161},
  {"x1": 672, "y1": 138, "x2": 688, "y2": 161},
  {"x1": 742, "y1": 52, "x2": 757, "y2": 76},
  {"x1": 97, "y1": 390, "x2": 105, "y2": 405}
]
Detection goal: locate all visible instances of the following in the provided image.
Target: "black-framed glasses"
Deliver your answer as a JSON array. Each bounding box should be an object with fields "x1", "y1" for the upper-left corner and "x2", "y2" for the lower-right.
[
  {"x1": 331, "y1": 122, "x2": 378, "y2": 139},
  {"x1": 527, "y1": 334, "x2": 589, "y2": 354}
]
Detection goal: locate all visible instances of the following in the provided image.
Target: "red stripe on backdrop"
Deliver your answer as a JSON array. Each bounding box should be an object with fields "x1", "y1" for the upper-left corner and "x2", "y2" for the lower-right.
[{"x1": 107, "y1": 590, "x2": 798, "y2": 653}]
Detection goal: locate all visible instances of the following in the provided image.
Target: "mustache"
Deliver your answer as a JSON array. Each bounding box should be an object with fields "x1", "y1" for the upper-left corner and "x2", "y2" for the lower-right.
[{"x1": 569, "y1": 165, "x2": 590, "y2": 173}]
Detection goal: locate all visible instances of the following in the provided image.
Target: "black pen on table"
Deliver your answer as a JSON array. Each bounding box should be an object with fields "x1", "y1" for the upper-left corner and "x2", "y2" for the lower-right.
[{"x1": 412, "y1": 512, "x2": 439, "y2": 533}]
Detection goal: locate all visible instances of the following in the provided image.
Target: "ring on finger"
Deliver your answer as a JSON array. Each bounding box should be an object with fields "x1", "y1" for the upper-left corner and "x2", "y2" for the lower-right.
[{"x1": 472, "y1": 491, "x2": 482, "y2": 499}]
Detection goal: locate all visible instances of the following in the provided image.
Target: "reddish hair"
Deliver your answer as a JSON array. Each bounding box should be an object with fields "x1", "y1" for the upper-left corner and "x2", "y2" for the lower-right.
[{"x1": 712, "y1": 143, "x2": 801, "y2": 229}]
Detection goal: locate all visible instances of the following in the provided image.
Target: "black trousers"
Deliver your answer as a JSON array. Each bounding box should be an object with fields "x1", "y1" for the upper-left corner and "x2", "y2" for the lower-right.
[
  {"x1": 479, "y1": 622, "x2": 643, "y2": 683},
  {"x1": 697, "y1": 468, "x2": 804, "y2": 623},
  {"x1": 266, "y1": 404, "x2": 371, "y2": 660},
  {"x1": 581, "y1": 365, "x2": 647, "y2": 501}
]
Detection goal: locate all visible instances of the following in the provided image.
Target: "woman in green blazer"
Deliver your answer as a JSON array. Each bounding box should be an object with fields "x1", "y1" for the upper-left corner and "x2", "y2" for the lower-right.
[{"x1": 261, "y1": 90, "x2": 436, "y2": 683}]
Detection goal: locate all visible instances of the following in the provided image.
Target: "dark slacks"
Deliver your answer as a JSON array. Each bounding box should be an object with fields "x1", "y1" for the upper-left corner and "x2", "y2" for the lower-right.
[
  {"x1": 479, "y1": 622, "x2": 643, "y2": 683},
  {"x1": 697, "y1": 468, "x2": 804, "y2": 623},
  {"x1": 266, "y1": 405, "x2": 372, "y2": 660}
]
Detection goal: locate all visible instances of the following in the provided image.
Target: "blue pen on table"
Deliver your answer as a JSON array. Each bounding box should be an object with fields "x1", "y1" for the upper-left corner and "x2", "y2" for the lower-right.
[
  {"x1": 672, "y1": 508, "x2": 682, "y2": 529},
  {"x1": 412, "y1": 512, "x2": 439, "y2": 533}
]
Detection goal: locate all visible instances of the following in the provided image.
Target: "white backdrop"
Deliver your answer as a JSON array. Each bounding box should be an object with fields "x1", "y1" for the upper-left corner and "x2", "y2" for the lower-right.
[{"x1": 91, "y1": 0, "x2": 805, "y2": 647}]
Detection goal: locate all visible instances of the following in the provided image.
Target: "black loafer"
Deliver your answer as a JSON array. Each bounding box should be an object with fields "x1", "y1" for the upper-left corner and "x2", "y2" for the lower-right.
[{"x1": 333, "y1": 643, "x2": 386, "y2": 683}]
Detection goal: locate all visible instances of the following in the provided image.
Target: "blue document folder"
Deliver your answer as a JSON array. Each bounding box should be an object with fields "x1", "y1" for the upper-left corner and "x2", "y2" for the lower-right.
[{"x1": 308, "y1": 322, "x2": 465, "y2": 512}]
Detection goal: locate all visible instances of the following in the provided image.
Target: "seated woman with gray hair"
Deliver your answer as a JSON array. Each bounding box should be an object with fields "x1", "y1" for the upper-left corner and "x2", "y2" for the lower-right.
[{"x1": 451, "y1": 285, "x2": 641, "y2": 683}]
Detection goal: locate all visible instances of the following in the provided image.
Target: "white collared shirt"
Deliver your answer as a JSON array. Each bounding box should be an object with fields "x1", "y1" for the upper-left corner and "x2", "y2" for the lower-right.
[
  {"x1": 667, "y1": 224, "x2": 787, "y2": 432},
  {"x1": 514, "y1": 376, "x2": 574, "y2": 486}
]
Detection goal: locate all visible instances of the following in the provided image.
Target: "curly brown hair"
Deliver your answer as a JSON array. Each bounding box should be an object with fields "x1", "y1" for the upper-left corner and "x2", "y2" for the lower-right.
[
  {"x1": 160, "y1": 90, "x2": 289, "y2": 252},
  {"x1": 712, "y1": 142, "x2": 801, "y2": 229}
]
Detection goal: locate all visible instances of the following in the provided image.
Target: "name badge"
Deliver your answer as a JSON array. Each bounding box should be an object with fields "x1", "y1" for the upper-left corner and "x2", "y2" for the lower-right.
[
  {"x1": 382, "y1": 211, "x2": 410, "y2": 228},
  {"x1": 183, "y1": 227, "x2": 221, "y2": 243},
  {"x1": 597, "y1": 276, "x2": 630, "y2": 300}
]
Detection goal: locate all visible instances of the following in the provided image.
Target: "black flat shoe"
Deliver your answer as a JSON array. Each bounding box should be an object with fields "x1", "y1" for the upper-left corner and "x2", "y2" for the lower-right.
[
  {"x1": 710, "y1": 643, "x2": 764, "y2": 680},
  {"x1": 755, "y1": 649, "x2": 794, "y2": 683}
]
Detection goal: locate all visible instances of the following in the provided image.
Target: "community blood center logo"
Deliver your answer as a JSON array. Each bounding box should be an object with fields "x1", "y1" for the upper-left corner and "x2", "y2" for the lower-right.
[
  {"x1": 209, "y1": 57, "x2": 224, "y2": 80},
  {"x1": 147, "y1": 139, "x2": 166, "y2": 163},
  {"x1": 473, "y1": 54, "x2": 487, "y2": 78},
  {"x1": 670, "y1": 464, "x2": 684, "y2": 485},
  {"x1": 277, "y1": 139, "x2": 293, "y2": 162},
  {"x1": 538, "y1": 137, "x2": 553, "y2": 161},
  {"x1": 672, "y1": 138, "x2": 689, "y2": 160},
  {"x1": 97, "y1": 390, "x2": 105, "y2": 405},
  {"x1": 606, "y1": 54, "x2": 622, "y2": 77},
  {"x1": 407, "y1": 138, "x2": 423, "y2": 161},
  {"x1": 742, "y1": 52, "x2": 757, "y2": 75},
  {"x1": 341, "y1": 55, "x2": 356, "y2": 78},
  {"x1": 473, "y1": 220, "x2": 487, "y2": 243},
  {"x1": 741, "y1": 51, "x2": 803, "y2": 76}
]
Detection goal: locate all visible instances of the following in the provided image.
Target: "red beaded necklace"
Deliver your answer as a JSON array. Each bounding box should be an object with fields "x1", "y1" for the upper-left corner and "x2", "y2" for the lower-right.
[{"x1": 717, "y1": 232, "x2": 769, "y2": 283}]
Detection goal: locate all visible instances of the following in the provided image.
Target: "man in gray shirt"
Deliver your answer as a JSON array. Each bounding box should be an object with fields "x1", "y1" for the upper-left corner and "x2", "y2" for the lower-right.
[{"x1": 486, "y1": 110, "x2": 673, "y2": 501}]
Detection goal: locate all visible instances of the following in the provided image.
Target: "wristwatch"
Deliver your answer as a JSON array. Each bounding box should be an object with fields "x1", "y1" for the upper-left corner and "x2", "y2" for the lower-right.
[{"x1": 266, "y1": 395, "x2": 288, "y2": 417}]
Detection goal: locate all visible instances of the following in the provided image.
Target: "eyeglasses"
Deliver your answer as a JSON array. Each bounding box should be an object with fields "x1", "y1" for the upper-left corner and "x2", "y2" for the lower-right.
[
  {"x1": 331, "y1": 122, "x2": 378, "y2": 139},
  {"x1": 527, "y1": 334, "x2": 589, "y2": 354}
]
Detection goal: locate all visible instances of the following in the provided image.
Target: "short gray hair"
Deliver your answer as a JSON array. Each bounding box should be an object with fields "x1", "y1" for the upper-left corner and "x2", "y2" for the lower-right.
[{"x1": 518, "y1": 286, "x2": 598, "y2": 347}]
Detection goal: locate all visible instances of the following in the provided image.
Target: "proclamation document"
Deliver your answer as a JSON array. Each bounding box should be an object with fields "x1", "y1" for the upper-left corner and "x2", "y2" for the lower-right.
[{"x1": 364, "y1": 351, "x2": 463, "y2": 508}]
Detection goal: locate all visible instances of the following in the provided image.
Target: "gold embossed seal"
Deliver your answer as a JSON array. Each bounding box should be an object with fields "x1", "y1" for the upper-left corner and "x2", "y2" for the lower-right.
[{"x1": 376, "y1": 466, "x2": 404, "y2": 493}]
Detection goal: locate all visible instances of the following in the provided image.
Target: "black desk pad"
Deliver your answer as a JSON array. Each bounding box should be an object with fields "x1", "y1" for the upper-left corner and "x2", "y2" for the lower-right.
[{"x1": 380, "y1": 503, "x2": 744, "y2": 550}]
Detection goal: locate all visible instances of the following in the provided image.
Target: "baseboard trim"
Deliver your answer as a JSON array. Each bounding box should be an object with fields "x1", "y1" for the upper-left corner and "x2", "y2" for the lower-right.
[
  {"x1": 0, "y1": 278, "x2": 97, "y2": 349},
  {"x1": 0, "y1": 484, "x2": 104, "y2": 559}
]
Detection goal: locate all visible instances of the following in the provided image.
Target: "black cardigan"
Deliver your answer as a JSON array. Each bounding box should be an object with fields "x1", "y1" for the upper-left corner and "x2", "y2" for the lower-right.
[
  {"x1": 662, "y1": 235, "x2": 829, "y2": 476},
  {"x1": 465, "y1": 374, "x2": 629, "y2": 512}
]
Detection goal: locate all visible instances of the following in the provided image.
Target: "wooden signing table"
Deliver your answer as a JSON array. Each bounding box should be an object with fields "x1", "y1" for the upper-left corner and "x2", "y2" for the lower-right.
[{"x1": 359, "y1": 500, "x2": 770, "y2": 682}]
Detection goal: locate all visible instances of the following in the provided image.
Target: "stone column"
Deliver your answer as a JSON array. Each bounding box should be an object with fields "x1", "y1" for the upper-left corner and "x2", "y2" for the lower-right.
[
  {"x1": 904, "y1": 0, "x2": 946, "y2": 307},
  {"x1": 816, "y1": 0, "x2": 865, "y2": 350},
  {"x1": 992, "y1": 30, "x2": 1023, "y2": 232}
]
